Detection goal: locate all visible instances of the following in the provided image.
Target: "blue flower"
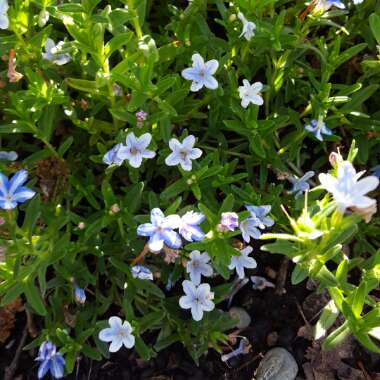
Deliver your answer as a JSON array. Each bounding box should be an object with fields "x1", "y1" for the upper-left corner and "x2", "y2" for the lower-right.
[
  {"x1": 137, "y1": 208, "x2": 182, "y2": 252},
  {"x1": 288, "y1": 171, "x2": 315, "y2": 198},
  {"x1": 246, "y1": 205, "x2": 274, "y2": 229},
  {"x1": 131, "y1": 265, "x2": 153, "y2": 280},
  {"x1": 220, "y1": 212, "x2": 239, "y2": 231},
  {"x1": 179, "y1": 211, "x2": 205, "y2": 242},
  {"x1": 74, "y1": 285, "x2": 86, "y2": 304},
  {"x1": 371, "y1": 165, "x2": 380, "y2": 179},
  {"x1": 35, "y1": 341, "x2": 65, "y2": 379},
  {"x1": 103, "y1": 143, "x2": 125, "y2": 166},
  {"x1": 326, "y1": 0, "x2": 345, "y2": 8},
  {"x1": 304, "y1": 119, "x2": 333, "y2": 141},
  {"x1": 0, "y1": 151, "x2": 17, "y2": 161},
  {"x1": 0, "y1": 170, "x2": 35, "y2": 209}
]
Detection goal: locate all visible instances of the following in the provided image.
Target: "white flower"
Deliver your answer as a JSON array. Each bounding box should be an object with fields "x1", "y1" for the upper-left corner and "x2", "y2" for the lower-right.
[
  {"x1": 186, "y1": 250, "x2": 213, "y2": 285},
  {"x1": 237, "y1": 12, "x2": 256, "y2": 41},
  {"x1": 319, "y1": 161, "x2": 379, "y2": 213},
  {"x1": 181, "y1": 53, "x2": 219, "y2": 92},
  {"x1": 165, "y1": 135, "x2": 202, "y2": 171},
  {"x1": 42, "y1": 38, "x2": 71, "y2": 65},
  {"x1": 238, "y1": 80, "x2": 263, "y2": 108},
  {"x1": 228, "y1": 246, "x2": 257, "y2": 279},
  {"x1": 118, "y1": 132, "x2": 156, "y2": 168},
  {"x1": 179, "y1": 280, "x2": 215, "y2": 321},
  {"x1": 0, "y1": 0, "x2": 8, "y2": 29},
  {"x1": 353, "y1": 0, "x2": 364, "y2": 3},
  {"x1": 98, "y1": 316, "x2": 135, "y2": 353},
  {"x1": 103, "y1": 143, "x2": 125, "y2": 166}
]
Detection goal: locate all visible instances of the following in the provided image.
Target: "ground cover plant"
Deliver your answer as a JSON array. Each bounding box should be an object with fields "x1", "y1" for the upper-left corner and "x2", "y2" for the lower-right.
[{"x1": 1, "y1": 0, "x2": 380, "y2": 378}]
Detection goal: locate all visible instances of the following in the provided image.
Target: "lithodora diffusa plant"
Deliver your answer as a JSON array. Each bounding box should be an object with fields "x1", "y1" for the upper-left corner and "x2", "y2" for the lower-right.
[
  {"x1": 262, "y1": 144, "x2": 380, "y2": 353},
  {"x1": 1, "y1": 0, "x2": 380, "y2": 378}
]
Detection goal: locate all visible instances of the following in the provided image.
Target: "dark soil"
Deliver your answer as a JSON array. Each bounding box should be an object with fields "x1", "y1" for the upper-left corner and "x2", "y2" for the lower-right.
[{"x1": 1, "y1": 251, "x2": 379, "y2": 380}]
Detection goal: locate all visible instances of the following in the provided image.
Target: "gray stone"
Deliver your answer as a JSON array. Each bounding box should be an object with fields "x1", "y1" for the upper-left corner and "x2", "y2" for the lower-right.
[
  {"x1": 254, "y1": 347, "x2": 298, "y2": 380},
  {"x1": 228, "y1": 306, "x2": 251, "y2": 329}
]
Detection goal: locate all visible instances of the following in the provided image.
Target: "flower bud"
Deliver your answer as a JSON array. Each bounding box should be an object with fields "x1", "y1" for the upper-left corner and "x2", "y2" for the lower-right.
[{"x1": 74, "y1": 286, "x2": 86, "y2": 305}]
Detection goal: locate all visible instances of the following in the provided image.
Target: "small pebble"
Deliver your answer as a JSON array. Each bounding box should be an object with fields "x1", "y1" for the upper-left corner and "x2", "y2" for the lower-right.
[
  {"x1": 254, "y1": 347, "x2": 298, "y2": 380},
  {"x1": 228, "y1": 307, "x2": 251, "y2": 329}
]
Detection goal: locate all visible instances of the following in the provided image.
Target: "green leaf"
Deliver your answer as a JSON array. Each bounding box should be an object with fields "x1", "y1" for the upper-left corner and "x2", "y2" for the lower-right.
[
  {"x1": 24, "y1": 282, "x2": 47, "y2": 316},
  {"x1": 291, "y1": 265, "x2": 309, "y2": 285},
  {"x1": 351, "y1": 282, "x2": 367, "y2": 318},
  {"x1": 369, "y1": 13, "x2": 380, "y2": 45},
  {"x1": 314, "y1": 300, "x2": 340, "y2": 340},
  {"x1": 322, "y1": 321, "x2": 350, "y2": 351}
]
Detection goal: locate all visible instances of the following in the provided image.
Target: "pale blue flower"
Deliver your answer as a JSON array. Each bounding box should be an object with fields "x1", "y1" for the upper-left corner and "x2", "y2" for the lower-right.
[
  {"x1": 326, "y1": 0, "x2": 345, "y2": 8},
  {"x1": 305, "y1": 119, "x2": 332, "y2": 141},
  {"x1": 165, "y1": 135, "x2": 202, "y2": 171},
  {"x1": 117, "y1": 132, "x2": 156, "y2": 168},
  {"x1": 0, "y1": 0, "x2": 9, "y2": 30},
  {"x1": 179, "y1": 211, "x2": 205, "y2": 242},
  {"x1": 220, "y1": 212, "x2": 239, "y2": 231},
  {"x1": 137, "y1": 208, "x2": 181, "y2": 251},
  {"x1": 179, "y1": 280, "x2": 215, "y2": 321},
  {"x1": 35, "y1": 341, "x2": 65, "y2": 379},
  {"x1": 103, "y1": 143, "x2": 125, "y2": 166},
  {"x1": 288, "y1": 171, "x2": 315, "y2": 198},
  {"x1": 237, "y1": 12, "x2": 256, "y2": 40},
  {"x1": 0, "y1": 151, "x2": 17, "y2": 161},
  {"x1": 42, "y1": 38, "x2": 71, "y2": 65},
  {"x1": 239, "y1": 217, "x2": 262, "y2": 242},
  {"x1": 0, "y1": 170, "x2": 35, "y2": 209},
  {"x1": 98, "y1": 316, "x2": 135, "y2": 353},
  {"x1": 228, "y1": 246, "x2": 257, "y2": 279},
  {"x1": 353, "y1": 0, "x2": 364, "y2": 4},
  {"x1": 181, "y1": 53, "x2": 219, "y2": 92},
  {"x1": 246, "y1": 205, "x2": 274, "y2": 229},
  {"x1": 186, "y1": 250, "x2": 213, "y2": 285},
  {"x1": 74, "y1": 285, "x2": 86, "y2": 304},
  {"x1": 319, "y1": 161, "x2": 379, "y2": 213},
  {"x1": 131, "y1": 265, "x2": 153, "y2": 280},
  {"x1": 238, "y1": 80, "x2": 263, "y2": 108}
]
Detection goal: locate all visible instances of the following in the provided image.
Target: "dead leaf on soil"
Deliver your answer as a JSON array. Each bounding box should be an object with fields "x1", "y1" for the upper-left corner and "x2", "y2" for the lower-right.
[{"x1": 0, "y1": 298, "x2": 23, "y2": 343}]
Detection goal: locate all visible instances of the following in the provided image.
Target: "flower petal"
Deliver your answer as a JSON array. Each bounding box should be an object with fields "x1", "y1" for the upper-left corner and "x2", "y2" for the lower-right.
[
  {"x1": 137, "y1": 223, "x2": 156, "y2": 237},
  {"x1": 8, "y1": 170, "x2": 28, "y2": 195},
  {"x1": 109, "y1": 336, "x2": 123, "y2": 352},
  {"x1": 182, "y1": 135, "x2": 195, "y2": 150},
  {"x1": 12, "y1": 187, "x2": 35, "y2": 203},
  {"x1": 203, "y1": 75, "x2": 218, "y2": 90},
  {"x1": 165, "y1": 152, "x2": 180, "y2": 167},
  {"x1": 122, "y1": 334, "x2": 135, "y2": 349},
  {"x1": 205, "y1": 59, "x2": 219, "y2": 74},
  {"x1": 0, "y1": 173, "x2": 9, "y2": 196},
  {"x1": 179, "y1": 295, "x2": 193, "y2": 309},
  {"x1": 354, "y1": 176, "x2": 379, "y2": 196}
]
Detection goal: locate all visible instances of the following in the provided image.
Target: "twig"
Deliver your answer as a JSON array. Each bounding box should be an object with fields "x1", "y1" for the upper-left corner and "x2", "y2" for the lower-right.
[
  {"x1": 4, "y1": 325, "x2": 28, "y2": 380},
  {"x1": 131, "y1": 244, "x2": 149, "y2": 266},
  {"x1": 275, "y1": 257, "x2": 289, "y2": 295}
]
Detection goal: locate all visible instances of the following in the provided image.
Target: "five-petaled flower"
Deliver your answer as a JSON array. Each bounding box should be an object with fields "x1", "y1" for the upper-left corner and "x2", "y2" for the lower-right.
[
  {"x1": 220, "y1": 212, "x2": 239, "y2": 231},
  {"x1": 103, "y1": 143, "x2": 125, "y2": 166},
  {"x1": 288, "y1": 171, "x2": 315, "y2": 198},
  {"x1": 35, "y1": 341, "x2": 65, "y2": 379},
  {"x1": 165, "y1": 135, "x2": 202, "y2": 171},
  {"x1": 118, "y1": 132, "x2": 156, "y2": 168},
  {"x1": 228, "y1": 246, "x2": 257, "y2": 279},
  {"x1": 319, "y1": 160, "x2": 379, "y2": 213},
  {"x1": 42, "y1": 38, "x2": 71, "y2": 65},
  {"x1": 0, "y1": 0, "x2": 9, "y2": 30},
  {"x1": 137, "y1": 208, "x2": 181, "y2": 251},
  {"x1": 0, "y1": 170, "x2": 35, "y2": 209},
  {"x1": 179, "y1": 280, "x2": 215, "y2": 321},
  {"x1": 181, "y1": 53, "x2": 219, "y2": 92},
  {"x1": 304, "y1": 119, "x2": 333, "y2": 141},
  {"x1": 238, "y1": 80, "x2": 264, "y2": 108},
  {"x1": 239, "y1": 205, "x2": 274, "y2": 242},
  {"x1": 131, "y1": 265, "x2": 154, "y2": 280},
  {"x1": 98, "y1": 316, "x2": 135, "y2": 353},
  {"x1": 179, "y1": 211, "x2": 205, "y2": 242},
  {"x1": 186, "y1": 250, "x2": 213, "y2": 285},
  {"x1": 237, "y1": 12, "x2": 256, "y2": 41}
]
